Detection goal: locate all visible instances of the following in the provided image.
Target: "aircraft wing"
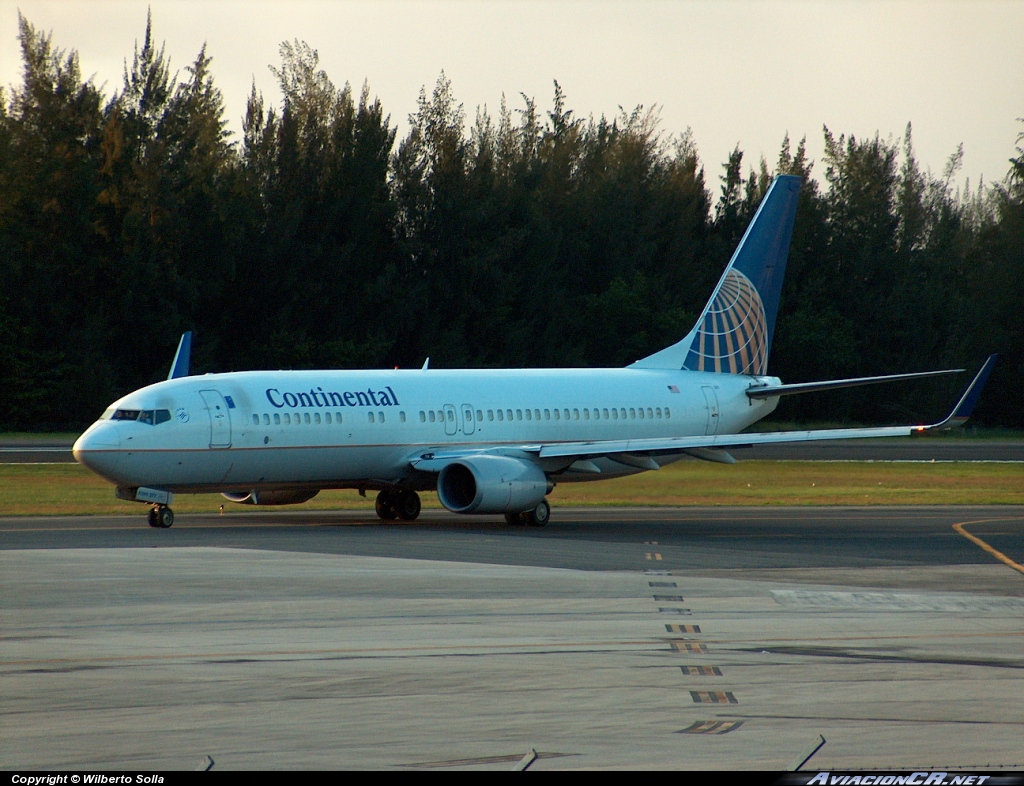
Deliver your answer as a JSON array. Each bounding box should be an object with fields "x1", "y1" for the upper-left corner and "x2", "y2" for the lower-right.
[
  {"x1": 534, "y1": 355, "x2": 997, "y2": 462},
  {"x1": 409, "y1": 356, "x2": 996, "y2": 472}
]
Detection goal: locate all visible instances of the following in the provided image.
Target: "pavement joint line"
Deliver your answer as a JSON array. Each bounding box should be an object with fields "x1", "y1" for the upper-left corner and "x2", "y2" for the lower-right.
[
  {"x1": 952, "y1": 518, "x2": 1024, "y2": 576},
  {"x1": 6, "y1": 630, "x2": 1022, "y2": 669}
]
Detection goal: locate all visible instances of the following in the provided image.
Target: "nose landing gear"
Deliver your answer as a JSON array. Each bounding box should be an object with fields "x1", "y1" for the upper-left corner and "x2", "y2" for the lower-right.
[{"x1": 147, "y1": 505, "x2": 174, "y2": 528}]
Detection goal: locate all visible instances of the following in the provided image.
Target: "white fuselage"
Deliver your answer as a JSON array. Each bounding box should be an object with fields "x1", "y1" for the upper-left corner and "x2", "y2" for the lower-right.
[{"x1": 72, "y1": 367, "x2": 780, "y2": 494}]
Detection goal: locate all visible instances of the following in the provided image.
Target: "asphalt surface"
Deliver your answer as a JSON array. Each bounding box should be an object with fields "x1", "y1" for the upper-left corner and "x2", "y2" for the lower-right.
[
  {"x1": 3, "y1": 507, "x2": 1022, "y2": 770},
  {"x1": 3, "y1": 506, "x2": 1023, "y2": 575}
]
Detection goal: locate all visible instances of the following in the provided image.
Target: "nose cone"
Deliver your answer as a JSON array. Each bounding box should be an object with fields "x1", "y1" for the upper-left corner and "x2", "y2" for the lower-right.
[{"x1": 73, "y1": 423, "x2": 122, "y2": 480}]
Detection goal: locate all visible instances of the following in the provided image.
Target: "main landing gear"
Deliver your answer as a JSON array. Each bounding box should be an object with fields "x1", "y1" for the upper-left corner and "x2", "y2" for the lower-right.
[
  {"x1": 147, "y1": 504, "x2": 174, "y2": 528},
  {"x1": 375, "y1": 489, "x2": 422, "y2": 521},
  {"x1": 504, "y1": 499, "x2": 550, "y2": 528}
]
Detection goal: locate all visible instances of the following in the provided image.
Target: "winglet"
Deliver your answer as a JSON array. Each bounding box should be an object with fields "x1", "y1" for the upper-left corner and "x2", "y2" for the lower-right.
[
  {"x1": 923, "y1": 354, "x2": 997, "y2": 431},
  {"x1": 168, "y1": 331, "x2": 193, "y2": 380}
]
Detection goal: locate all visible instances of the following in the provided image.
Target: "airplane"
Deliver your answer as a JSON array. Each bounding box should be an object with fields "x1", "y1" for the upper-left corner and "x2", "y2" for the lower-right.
[{"x1": 72, "y1": 174, "x2": 997, "y2": 529}]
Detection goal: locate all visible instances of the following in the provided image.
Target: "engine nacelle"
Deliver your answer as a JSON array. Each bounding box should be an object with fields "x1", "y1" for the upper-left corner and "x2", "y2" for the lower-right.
[
  {"x1": 221, "y1": 489, "x2": 320, "y2": 506},
  {"x1": 436, "y1": 455, "x2": 548, "y2": 514}
]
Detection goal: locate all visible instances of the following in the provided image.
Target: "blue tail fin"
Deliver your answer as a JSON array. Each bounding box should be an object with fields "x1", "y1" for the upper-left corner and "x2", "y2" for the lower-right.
[{"x1": 630, "y1": 174, "x2": 801, "y2": 373}]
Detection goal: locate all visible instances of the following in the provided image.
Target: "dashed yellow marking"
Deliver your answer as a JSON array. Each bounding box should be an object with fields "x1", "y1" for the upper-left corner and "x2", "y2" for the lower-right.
[
  {"x1": 690, "y1": 690, "x2": 737, "y2": 704},
  {"x1": 666, "y1": 624, "x2": 701, "y2": 634},
  {"x1": 678, "y1": 720, "x2": 744, "y2": 735},
  {"x1": 953, "y1": 519, "x2": 1024, "y2": 576},
  {"x1": 668, "y1": 640, "x2": 707, "y2": 653},
  {"x1": 680, "y1": 665, "x2": 722, "y2": 676}
]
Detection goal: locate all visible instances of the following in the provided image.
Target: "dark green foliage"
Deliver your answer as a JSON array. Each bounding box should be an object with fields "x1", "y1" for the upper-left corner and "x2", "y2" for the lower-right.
[{"x1": 0, "y1": 17, "x2": 1020, "y2": 429}]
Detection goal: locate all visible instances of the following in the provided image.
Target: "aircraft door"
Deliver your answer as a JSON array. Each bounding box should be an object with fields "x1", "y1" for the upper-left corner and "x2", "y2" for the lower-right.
[
  {"x1": 461, "y1": 403, "x2": 475, "y2": 435},
  {"x1": 199, "y1": 389, "x2": 233, "y2": 448},
  {"x1": 443, "y1": 404, "x2": 458, "y2": 436},
  {"x1": 701, "y1": 386, "x2": 720, "y2": 436}
]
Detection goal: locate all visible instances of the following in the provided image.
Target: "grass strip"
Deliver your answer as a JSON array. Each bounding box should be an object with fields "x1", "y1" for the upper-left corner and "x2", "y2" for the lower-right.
[{"x1": 0, "y1": 461, "x2": 1021, "y2": 517}]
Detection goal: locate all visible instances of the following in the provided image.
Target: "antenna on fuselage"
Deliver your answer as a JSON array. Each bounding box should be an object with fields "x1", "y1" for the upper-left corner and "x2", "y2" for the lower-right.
[{"x1": 168, "y1": 331, "x2": 193, "y2": 379}]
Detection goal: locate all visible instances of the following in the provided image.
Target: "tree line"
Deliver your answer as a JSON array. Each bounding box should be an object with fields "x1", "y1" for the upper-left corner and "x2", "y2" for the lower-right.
[{"x1": 1, "y1": 15, "x2": 1021, "y2": 431}]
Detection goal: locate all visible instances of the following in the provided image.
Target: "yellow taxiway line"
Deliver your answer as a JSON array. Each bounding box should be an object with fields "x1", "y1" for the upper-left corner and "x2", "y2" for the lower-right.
[{"x1": 953, "y1": 518, "x2": 1024, "y2": 576}]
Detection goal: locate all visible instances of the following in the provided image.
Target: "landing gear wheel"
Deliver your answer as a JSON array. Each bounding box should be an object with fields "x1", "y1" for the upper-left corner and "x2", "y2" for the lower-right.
[
  {"x1": 156, "y1": 505, "x2": 174, "y2": 528},
  {"x1": 395, "y1": 490, "x2": 421, "y2": 521},
  {"x1": 524, "y1": 499, "x2": 550, "y2": 528},
  {"x1": 148, "y1": 507, "x2": 160, "y2": 528},
  {"x1": 375, "y1": 490, "x2": 398, "y2": 520},
  {"x1": 504, "y1": 512, "x2": 523, "y2": 526}
]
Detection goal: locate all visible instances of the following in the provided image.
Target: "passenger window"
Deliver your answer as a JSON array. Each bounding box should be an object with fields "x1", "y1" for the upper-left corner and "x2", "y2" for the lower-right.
[
  {"x1": 583, "y1": 409, "x2": 589, "y2": 420},
  {"x1": 553, "y1": 409, "x2": 560, "y2": 420},
  {"x1": 620, "y1": 408, "x2": 627, "y2": 419},
  {"x1": 283, "y1": 413, "x2": 291, "y2": 425},
  {"x1": 497, "y1": 410, "x2": 504, "y2": 421},
  {"x1": 447, "y1": 410, "x2": 454, "y2": 422},
  {"x1": 525, "y1": 409, "x2": 532, "y2": 421},
  {"x1": 369, "y1": 412, "x2": 375, "y2": 423},
  {"x1": 516, "y1": 409, "x2": 522, "y2": 421},
  {"x1": 647, "y1": 408, "x2": 654, "y2": 419},
  {"x1": 263, "y1": 413, "x2": 270, "y2": 425},
  {"x1": 379, "y1": 411, "x2": 385, "y2": 423},
  {"x1": 476, "y1": 409, "x2": 483, "y2": 421},
  {"x1": 304, "y1": 413, "x2": 311, "y2": 424},
  {"x1": 429, "y1": 411, "x2": 435, "y2": 423},
  {"x1": 603, "y1": 408, "x2": 609, "y2": 419},
  {"x1": 611, "y1": 408, "x2": 618, "y2": 419},
  {"x1": 438, "y1": 410, "x2": 445, "y2": 421},
  {"x1": 630, "y1": 408, "x2": 636, "y2": 419},
  {"x1": 564, "y1": 409, "x2": 570, "y2": 420},
  {"x1": 488, "y1": 410, "x2": 494, "y2": 421},
  {"x1": 252, "y1": 414, "x2": 259, "y2": 425},
  {"x1": 400, "y1": 411, "x2": 407, "y2": 423},
  {"x1": 665, "y1": 407, "x2": 671, "y2": 419},
  {"x1": 507, "y1": 409, "x2": 513, "y2": 421},
  {"x1": 274, "y1": 413, "x2": 281, "y2": 425},
  {"x1": 544, "y1": 409, "x2": 550, "y2": 420},
  {"x1": 294, "y1": 412, "x2": 300, "y2": 424},
  {"x1": 325, "y1": 412, "x2": 332, "y2": 424},
  {"x1": 419, "y1": 411, "x2": 426, "y2": 422},
  {"x1": 656, "y1": 407, "x2": 662, "y2": 419},
  {"x1": 573, "y1": 409, "x2": 579, "y2": 420},
  {"x1": 314, "y1": 412, "x2": 321, "y2": 424},
  {"x1": 638, "y1": 408, "x2": 644, "y2": 419},
  {"x1": 336, "y1": 412, "x2": 342, "y2": 422}
]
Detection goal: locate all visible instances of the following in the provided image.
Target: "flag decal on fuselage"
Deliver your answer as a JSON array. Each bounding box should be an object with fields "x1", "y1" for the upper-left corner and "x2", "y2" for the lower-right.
[{"x1": 683, "y1": 268, "x2": 768, "y2": 375}]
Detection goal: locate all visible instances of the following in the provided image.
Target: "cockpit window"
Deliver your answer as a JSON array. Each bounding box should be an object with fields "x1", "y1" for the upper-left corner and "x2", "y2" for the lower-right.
[{"x1": 112, "y1": 409, "x2": 172, "y2": 425}]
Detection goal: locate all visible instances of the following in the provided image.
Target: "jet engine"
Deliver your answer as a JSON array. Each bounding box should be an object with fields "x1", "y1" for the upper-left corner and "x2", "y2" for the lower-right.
[
  {"x1": 436, "y1": 455, "x2": 548, "y2": 514},
  {"x1": 221, "y1": 489, "x2": 320, "y2": 506}
]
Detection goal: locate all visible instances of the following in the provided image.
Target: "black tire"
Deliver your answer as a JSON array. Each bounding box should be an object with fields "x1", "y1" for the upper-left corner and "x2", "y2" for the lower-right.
[
  {"x1": 395, "y1": 490, "x2": 421, "y2": 521},
  {"x1": 525, "y1": 499, "x2": 550, "y2": 528},
  {"x1": 158, "y1": 507, "x2": 174, "y2": 528},
  {"x1": 504, "y1": 512, "x2": 524, "y2": 525},
  {"x1": 148, "y1": 508, "x2": 161, "y2": 528},
  {"x1": 375, "y1": 491, "x2": 398, "y2": 520}
]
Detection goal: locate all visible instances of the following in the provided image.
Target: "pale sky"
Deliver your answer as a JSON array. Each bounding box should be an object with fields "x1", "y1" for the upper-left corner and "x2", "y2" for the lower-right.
[{"x1": 2, "y1": 0, "x2": 1022, "y2": 191}]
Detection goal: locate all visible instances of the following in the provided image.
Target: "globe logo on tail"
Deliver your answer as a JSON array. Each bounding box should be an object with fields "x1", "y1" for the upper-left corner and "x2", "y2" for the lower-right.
[{"x1": 683, "y1": 268, "x2": 768, "y2": 375}]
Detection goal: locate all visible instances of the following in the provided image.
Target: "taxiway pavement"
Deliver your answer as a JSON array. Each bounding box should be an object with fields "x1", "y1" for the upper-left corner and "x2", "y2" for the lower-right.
[{"x1": 2, "y1": 507, "x2": 1022, "y2": 770}]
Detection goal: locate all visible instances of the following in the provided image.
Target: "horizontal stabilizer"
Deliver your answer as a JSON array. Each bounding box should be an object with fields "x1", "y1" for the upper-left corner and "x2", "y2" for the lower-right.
[{"x1": 746, "y1": 368, "x2": 963, "y2": 399}]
